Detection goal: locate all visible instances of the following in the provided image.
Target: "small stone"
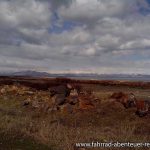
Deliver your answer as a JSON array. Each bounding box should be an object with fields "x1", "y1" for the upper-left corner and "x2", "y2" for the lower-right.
[
  {"x1": 22, "y1": 98, "x2": 31, "y2": 106},
  {"x1": 0, "y1": 88, "x2": 6, "y2": 94},
  {"x1": 32, "y1": 100, "x2": 40, "y2": 108},
  {"x1": 25, "y1": 91, "x2": 34, "y2": 95}
]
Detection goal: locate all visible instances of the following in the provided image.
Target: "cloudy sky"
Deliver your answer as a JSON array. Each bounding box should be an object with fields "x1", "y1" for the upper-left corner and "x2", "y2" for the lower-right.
[{"x1": 0, "y1": 0, "x2": 150, "y2": 74}]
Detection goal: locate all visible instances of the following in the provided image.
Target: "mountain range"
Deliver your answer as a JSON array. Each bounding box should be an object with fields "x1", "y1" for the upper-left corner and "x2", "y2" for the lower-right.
[{"x1": 0, "y1": 70, "x2": 150, "y2": 81}]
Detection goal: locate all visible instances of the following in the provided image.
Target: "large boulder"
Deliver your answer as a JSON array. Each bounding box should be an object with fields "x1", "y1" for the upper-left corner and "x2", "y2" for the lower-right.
[
  {"x1": 110, "y1": 92, "x2": 136, "y2": 109},
  {"x1": 49, "y1": 84, "x2": 71, "y2": 97},
  {"x1": 78, "y1": 93, "x2": 95, "y2": 110},
  {"x1": 135, "y1": 100, "x2": 150, "y2": 117},
  {"x1": 78, "y1": 90, "x2": 100, "y2": 109},
  {"x1": 51, "y1": 94, "x2": 66, "y2": 106}
]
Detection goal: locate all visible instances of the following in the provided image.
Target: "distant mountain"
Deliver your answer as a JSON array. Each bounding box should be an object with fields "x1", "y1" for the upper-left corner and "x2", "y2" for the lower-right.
[
  {"x1": 11, "y1": 70, "x2": 50, "y2": 77},
  {"x1": 9, "y1": 71, "x2": 101, "y2": 78},
  {"x1": 0, "y1": 70, "x2": 150, "y2": 81}
]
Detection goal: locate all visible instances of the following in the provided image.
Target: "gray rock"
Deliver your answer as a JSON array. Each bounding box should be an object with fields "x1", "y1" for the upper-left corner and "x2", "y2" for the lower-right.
[
  {"x1": 49, "y1": 85, "x2": 71, "y2": 97},
  {"x1": 51, "y1": 94, "x2": 66, "y2": 106}
]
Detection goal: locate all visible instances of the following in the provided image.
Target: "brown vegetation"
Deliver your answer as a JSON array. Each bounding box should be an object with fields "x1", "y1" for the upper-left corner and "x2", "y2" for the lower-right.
[
  {"x1": 1, "y1": 76, "x2": 150, "y2": 90},
  {"x1": 0, "y1": 77, "x2": 150, "y2": 150}
]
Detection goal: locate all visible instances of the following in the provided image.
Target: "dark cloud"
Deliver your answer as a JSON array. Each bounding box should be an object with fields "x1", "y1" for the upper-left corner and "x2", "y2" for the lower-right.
[{"x1": 49, "y1": 0, "x2": 74, "y2": 9}]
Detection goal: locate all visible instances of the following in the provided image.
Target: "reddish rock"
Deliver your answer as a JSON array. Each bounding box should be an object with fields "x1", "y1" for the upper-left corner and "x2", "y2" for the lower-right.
[
  {"x1": 78, "y1": 93, "x2": 95, "y2": 110},
  {"x1": 60, "y1": 103, "x2": 73, "y2": 114},
  {"x1": 110, "y1": 92, "x2": 136, "y2": 108},
  {"x1": 135, "y1": 100, "x2": 150, "y2": 117}
]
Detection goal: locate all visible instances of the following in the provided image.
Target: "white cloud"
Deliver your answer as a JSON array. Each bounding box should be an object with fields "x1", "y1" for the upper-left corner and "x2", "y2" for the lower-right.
[
  {"x1": 58, "y1": 0, "x2": 138, "y2": 24},
  {"x1": 0, "y1": 0, "x2": 51, "y2": 29},
  {"x1": 49, "y1": 26, "x2": 91, "y2": 46},
  {"x1": 0, "y1": 0, "x2": 150, "y2": 74},
  {"x1": 0, "y1": 0, "x2": 51, "y2": 45}
]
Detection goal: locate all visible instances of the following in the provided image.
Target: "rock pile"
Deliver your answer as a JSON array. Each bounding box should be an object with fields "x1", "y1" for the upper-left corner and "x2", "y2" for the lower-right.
[
  {"x1": 110, "y1": 92, "x2": 136, "y2": 109},
  {"x1": 0, "y1": 83, "x2": 99, "y2": 114},
  {"x1": 48, "y1": 84, "x2": 99, "y2": 113},
  {"x1": 110, "y1": 92, "x2": 150, "y2": 117},
  {"x1": 0, "y1": 84, "x2": 32, "y2": 96}
]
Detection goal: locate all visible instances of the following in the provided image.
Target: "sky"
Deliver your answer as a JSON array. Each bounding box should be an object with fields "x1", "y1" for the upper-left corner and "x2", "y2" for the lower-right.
[{"x1": 0, "y1": 0, "x2": 150, "y2": 74}]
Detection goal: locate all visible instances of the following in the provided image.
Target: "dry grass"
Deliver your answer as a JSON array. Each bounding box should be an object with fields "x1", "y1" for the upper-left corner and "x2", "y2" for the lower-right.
[{"x1": 0, "y1": 84, "x2": 150, "y2": 150}]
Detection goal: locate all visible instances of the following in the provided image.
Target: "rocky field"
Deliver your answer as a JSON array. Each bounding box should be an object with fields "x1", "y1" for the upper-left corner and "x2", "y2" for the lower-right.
[{"x1": 0, "y1": 77, "x2": 150, "y2": 150}]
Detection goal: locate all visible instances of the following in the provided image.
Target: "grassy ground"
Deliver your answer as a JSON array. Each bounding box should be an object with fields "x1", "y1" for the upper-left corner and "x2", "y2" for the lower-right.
[
  {"x1": 0, "y1": 132, "x2": 51, "y2": 150},
  {"x1": 0, "y1": 84, "x2": 150, "y2": 150}
]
